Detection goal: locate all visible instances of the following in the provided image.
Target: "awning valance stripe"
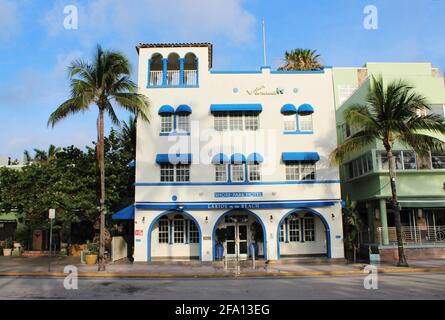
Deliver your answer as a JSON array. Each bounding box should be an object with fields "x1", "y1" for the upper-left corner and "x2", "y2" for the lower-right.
[
  {"x1": 282, "y1": 152, "x2": 320, "y2": 162},
  {"x1": 210, "y1": 104, "x2": 263, "y2": 113},
  {"x1": 156, "y1": 154, "x2": 193, "y2": 164}
]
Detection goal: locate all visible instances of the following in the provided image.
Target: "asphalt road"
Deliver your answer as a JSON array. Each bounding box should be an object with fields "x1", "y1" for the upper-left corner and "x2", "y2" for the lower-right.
[{"x1": 0, "y1": 273, "x2": 444, "y2": 300}]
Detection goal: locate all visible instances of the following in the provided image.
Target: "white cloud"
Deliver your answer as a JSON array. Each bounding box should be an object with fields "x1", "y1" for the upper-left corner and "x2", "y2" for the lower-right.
[
  {"x1": 42, "y1": 0, "x2": 256, "y2": 44},
  {"x1": 0, "y1": 0, "x2": 20, "y2": 40}
]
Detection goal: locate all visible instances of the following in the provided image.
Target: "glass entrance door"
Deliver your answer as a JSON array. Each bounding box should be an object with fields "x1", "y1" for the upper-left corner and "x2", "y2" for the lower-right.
[{"x1": 225, "y1": 223, "x2": 248, "y2": 260}]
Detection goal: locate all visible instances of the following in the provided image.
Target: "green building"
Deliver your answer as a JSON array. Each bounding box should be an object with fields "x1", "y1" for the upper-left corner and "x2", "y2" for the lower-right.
[{"x1": 332, "y1": 63, "x2": 445, "y2": 260}]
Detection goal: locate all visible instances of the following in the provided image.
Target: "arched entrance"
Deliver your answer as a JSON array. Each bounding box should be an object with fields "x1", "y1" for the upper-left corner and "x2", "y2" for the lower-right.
[
  {"x1": 277, "y1": 208, "x2": 331, "y2": 259},
  {"x1": 212, "y1": 209, "x2": 267, "y2": 261},
  {"x1": 147, "y1": 210, "x2": 202, "y2": 262}
]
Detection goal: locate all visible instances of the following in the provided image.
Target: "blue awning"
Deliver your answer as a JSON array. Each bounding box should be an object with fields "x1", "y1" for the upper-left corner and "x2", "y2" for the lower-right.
[
  {"x1": 210, "y1": 104, "x2": 263, "y2": 113},
  {"x1": 112, "y1": 205, "x2": 134, "y2": 220},
  {"x1": 282, "y1": 152, "x2": 320, "y2": 162},
  {"x1": 212, "y1": 153, "x2": 229, "y2": 164},
  {"x1": 156, "y1": 154, "x2": 192, "y2": 164},
  {"x1": 247, "y1": 153, "x2": 264, "y2": 163},
  {"x1": 128, "y1": 160, "x2": 135, "y2": 168},
  {"x1": 231, "y1": 153, "x2": 247, "y2": 164},
  {"x1": 281, "y1": 104, "x2": 297, "y2": 115},
  {"x1": 298, "y1": 104, "x2": 314, "y2": 115},
  {"x1": 176, "y1": 104, "x2": 192, "y2": 115},
  {"x1": 158, "y1": 105, "x2": 175, "y2": 115}
]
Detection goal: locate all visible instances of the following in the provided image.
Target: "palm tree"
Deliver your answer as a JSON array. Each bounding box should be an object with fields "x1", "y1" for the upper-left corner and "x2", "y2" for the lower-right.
[
  {"x1": 33, "y1": 144, "x2": 61, "y2": 163},
  {"x1": 23, "y1": 150, "x2": 33, "y2": 165},
  {"x1": 331, "y1": 76, "x2": 445, "y2": 267},
  {"x1": 48, "y1": 45, "x2": 149, "y2": 271},
  {"x1": 278, "y1": 48, "x2": 323, "y2": 71},
  {"x1": 118, "y1": 115, "x2": 137, "y2": 158}
]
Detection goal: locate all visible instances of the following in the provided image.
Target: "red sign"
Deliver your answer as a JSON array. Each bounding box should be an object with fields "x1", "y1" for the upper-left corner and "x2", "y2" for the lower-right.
[{"x1": 135, "y1": 230, "x2": 143, "y2": 236}]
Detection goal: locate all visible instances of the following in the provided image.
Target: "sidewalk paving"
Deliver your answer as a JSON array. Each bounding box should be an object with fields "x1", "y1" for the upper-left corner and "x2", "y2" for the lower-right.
[{"x1": 0, "y1": 256, "x2": 445, "y2": 278}]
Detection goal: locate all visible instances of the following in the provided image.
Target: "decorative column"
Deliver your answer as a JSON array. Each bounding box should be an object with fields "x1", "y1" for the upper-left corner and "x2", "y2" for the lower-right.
[
  {"x1": 147, "y1": 59, "x2": 151, "y2": 87},
  {"x1": 379, "y1": 199, "x2": 389, "y2": 245},
  {"x1": 169, "y1": 219, "x2": 173, "y2": 245},
  {"x1": 179, "y1": 58, "x2": 185, "y2": 86},
  {"x1": 162, "y1": 58, "x2": 168, "y2": 86},
  {"x1": 285, "y1": 219, "x2": 289, "y2": 243}
]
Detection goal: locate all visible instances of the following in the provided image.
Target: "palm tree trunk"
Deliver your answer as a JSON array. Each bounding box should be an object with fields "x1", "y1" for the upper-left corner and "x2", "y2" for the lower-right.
[
  {"x1": 97, "y1": 108, "x2": 106, "y2": 271},
  {"x1": 387, "y1": 148, "x2": 408, "y2": 267}
]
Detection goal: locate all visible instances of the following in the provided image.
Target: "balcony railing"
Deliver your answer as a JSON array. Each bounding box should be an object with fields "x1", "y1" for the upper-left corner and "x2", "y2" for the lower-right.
[
  {"x1": 149, "y1": 70, "x2": 198, "y2": 87},
  {"x1": 149, "y1": 71, "x2": 163, "y2": 86},
  {"x1": 377, "y1": 226, "x2": 445, "y2": 246},
  {"x1": 184, "y1": 70, "x2": 198, "y2": 86}
]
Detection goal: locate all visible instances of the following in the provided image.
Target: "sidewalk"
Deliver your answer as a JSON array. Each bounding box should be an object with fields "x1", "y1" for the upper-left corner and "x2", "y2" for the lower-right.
[{"x1": 0, "y1": 256, "x2": 444, "y2": 278}]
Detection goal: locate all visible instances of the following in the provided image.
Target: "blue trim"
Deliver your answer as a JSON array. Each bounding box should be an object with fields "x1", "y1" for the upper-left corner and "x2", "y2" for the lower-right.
[
  {"x1": 147, "y1": 85, "x2": 200, "y2": 89},
  {"x1": 284, "y1": 131, "x2": 314, "y2": 135},
  {"x1": 211, "y1": 104, "x2": 262, "y2": 113},
  {"x1": 135, "y1": 180, "x2": 340, "y2": 186},
  {"x1": 158, "y1": 105, "x2": 175, "y2": 115},
  {"x1": 271, "y1": 70, "x2": 325, "y2": 74},
  {"x1": 261, "y1": 66, "x2": 271, "y2": 69},
  {"x1": 212, "y1": 209, "x2": 267, "y2": 261},
  {"x1": 212, "y1": 153, "x2": 229, "y2": 164},
  {"x1": 280, "y1": 104, "x2": 297, "y2": 115},
  {"x1": 179, "y1": 58, "x2": 185, "y2": 86},
  {"x1": 147, "y1": 210, "x2": 202, "y2": 262},
  {"x1": 147, "y1": 59, "x2": 151, "y2": 88},
  {"x1": 136, "y1": 200, "x2": 338, "y2": 211},
  {"x1": 159, "y1": 132, "x2": 190, "y2": 136},
  {"x1": 247, "y1": 153, "x2": 264, "y2": 164},
  {"x1": 277, "y1": 208, "x2": 331, "y2": 259},
  {"x1": 230, "y1": 153, "x2": 247, "y2": 164},
  {"x1": 175, "y1": 104, "x2": 192, "y2": 115},
  {"x1": 155, "y1": 154, "x2": 192, "y2": 164},
  {"x1": 282, "y1": 152, "x2": 320, "y2": 162},
  {"x1": 298, "y1": 104, "x2": 314, "y2": 115},
  {"x1": 162, "y1": 58, "x2": 168, "y2": 86},
  {"x1": 285, "y1": 219, "x2": 289, "y2": 243},
  {"x1": 128, "y1": 160, "x2": 135, "y2": 168},
  {"x1": 196, "y1": 58, "x2": 199, "y2": 87},
  {"x1": 244, "y1": 163, "x2": 248, "y2": 182},
  {"x1": 210, "y1": 70, "x2": 262, "y2": 74}
]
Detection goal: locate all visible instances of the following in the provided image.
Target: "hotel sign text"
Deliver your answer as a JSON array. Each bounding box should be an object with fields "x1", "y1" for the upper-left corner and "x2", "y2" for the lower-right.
[{"x1": 246, "y1": 86, "x2": 284, "y2": 96}]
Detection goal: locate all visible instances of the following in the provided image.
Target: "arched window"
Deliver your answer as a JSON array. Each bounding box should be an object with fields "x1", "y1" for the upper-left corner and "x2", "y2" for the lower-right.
[
  {"x1": 149, "y1": 53, "x2": 163, "y2": 86},
  {"x1": 184, "y1": 52, "x2": 198, "y2": 86},
  {"x1": 167, "y1": 53, "x2": 180, "y2": 86},
  {"x1": 297, "y1": 104, "x2": 314, "y2": 132}
]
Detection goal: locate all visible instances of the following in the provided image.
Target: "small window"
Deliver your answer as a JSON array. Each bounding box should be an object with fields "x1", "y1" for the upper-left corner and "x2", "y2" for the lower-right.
[
  {"x1": 175, "y1": 164, "x2": 190, "y2": 182},
  {"x1": 248, "y1": 164, "x2": 261, "y2": 181},
  {"x1": 158, "y1": 219, "x2": 169, "y2": 244},
  {"x1": 173, "y1": 219, "x2": 185, "y2": 243},
  {"x1": 231, "y1": 164, "x2": 245, "y2": 182},
  {"x1": 279, "y1": 223, "x2": 285, "y2": 242},
  {"x1": 432, "y1": 153, "x2": 445, "y2": 169},
  {"x1": 428, "y1": 104, "x2": 445, "y2": 121},
  {"x1": 283, "y1": 114, "x2": 296, "y2": 132},
  {"x1": 188, "y1": 220, "x2": 199, "y2": 243},
  {"x1": 298, "y1": 114, "x2": 313, "y2": 132},
  {"x1": 285, "y1": 162, "x2": 316, "y2": 181},
  {"x1": 288, "y1": 218, "x2": 300, "y2": 242},
  {"x1": 229, "y1": 113, "x2": 244, "y2": 131},
  {"x1": 245, "y1": 113, "x2": 259, "y2": 131},
  {"x1": 338, "y1": 84, "x2": 357, "y2": 104},
  {"x1": 160, "y1": 164, "x2": 175, "y2": 182},
  {"x1": 215, "y1": 164, "x2": 227, "y2": 182},
  {"x1": 176, "y1": 115, "x2": 190, "y2": 132},
  {"x1": 304, "y1": 217, "x2": 316, "y2": 242},
  {"x1": 214, "y1": 114, "x2": 228, "y2": 131},
  {"x1": 161, "y1": 115, "x2": 173, "y2": 133},
  {"x1": 402, "y1": 151, "x2": 417, "y2": 170}
]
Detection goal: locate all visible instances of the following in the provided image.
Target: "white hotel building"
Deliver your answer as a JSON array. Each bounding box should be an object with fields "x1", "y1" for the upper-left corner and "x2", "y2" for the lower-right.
[{"x1": 117, "y1": 43, "x2": 344, "y2": 262}]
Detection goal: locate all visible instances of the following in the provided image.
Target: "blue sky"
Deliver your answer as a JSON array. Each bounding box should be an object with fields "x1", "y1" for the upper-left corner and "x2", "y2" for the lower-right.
[{"x1": 1, "y1": 0, "x2": 444, "y2": 160}]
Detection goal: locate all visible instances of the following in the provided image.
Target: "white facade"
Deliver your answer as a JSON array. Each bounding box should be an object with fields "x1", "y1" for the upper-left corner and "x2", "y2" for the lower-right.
[{"x1": 133, "y1": 43, "x2": 344, "y2": 262}]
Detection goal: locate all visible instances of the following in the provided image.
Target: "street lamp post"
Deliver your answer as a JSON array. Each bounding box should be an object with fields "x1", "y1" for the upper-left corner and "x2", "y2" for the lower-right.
[{"x1": 48, "y1": 209, "x2": 55, "y2": 272}]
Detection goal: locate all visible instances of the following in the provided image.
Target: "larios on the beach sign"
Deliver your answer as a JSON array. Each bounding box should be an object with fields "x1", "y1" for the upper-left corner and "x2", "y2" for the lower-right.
[{"x1": 246, "y1": 86, "x2": 285, "y2": 96}]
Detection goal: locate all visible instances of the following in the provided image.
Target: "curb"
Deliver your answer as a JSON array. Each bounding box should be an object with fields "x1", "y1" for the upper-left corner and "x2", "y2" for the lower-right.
[{"x1": 0, "y1": 267, "x2": 444, "y2": 278}]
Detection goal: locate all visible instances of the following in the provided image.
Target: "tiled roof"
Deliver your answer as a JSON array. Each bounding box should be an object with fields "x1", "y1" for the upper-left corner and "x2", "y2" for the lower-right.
[{"x1": 136, "y1": 42, "x2": 213, "y2": 68}]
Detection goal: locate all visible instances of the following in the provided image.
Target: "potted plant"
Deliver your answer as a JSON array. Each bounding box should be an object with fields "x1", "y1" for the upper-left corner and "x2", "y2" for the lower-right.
[
  {"x1": 215, "y1": 228, "x2": 227, "y2": 260},
  {"x1": 2, "y1": 238, "x2": 13, "y2": 257},
  {"x1": 250, "y1": 222, "x2": 263, "y2": 258},
  {"x1": 85, "y1": 239, "x2": 99, "y2": 265}
]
